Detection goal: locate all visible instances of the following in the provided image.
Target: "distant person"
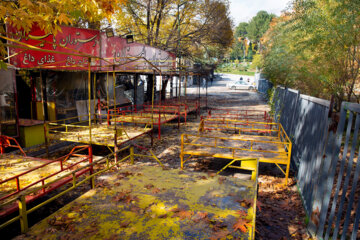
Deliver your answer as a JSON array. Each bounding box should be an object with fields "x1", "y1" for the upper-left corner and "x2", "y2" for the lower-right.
[
  {"x1": 202, "y1": 78, "x2": 206, "y2": 89},
  {"x1": 240, "y1": 76, "x2": 243, "y2": 81},
  {"x1": 247, "y1": 78, "x2": 250, "y2": 83},
  {"x1": 210, "y1": 77, "x2": 213, "y2": 86}
]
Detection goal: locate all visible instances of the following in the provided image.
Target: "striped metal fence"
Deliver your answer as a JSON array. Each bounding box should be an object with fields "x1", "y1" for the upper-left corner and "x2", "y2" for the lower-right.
[{"x1": 273, "y1": 87, "x2": 360, "y2": 239}]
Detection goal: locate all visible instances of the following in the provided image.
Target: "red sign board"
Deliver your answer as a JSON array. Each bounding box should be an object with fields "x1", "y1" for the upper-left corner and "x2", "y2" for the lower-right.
[
  {"x1": 7, "y1": 25, "x2": 101, "y2": 70},
  {"x1": 100, "y1": 33, "x2": 175, "y2": 72},
  {"x1": 7, "y1": 25, "x2": 176, "y2": 72}
]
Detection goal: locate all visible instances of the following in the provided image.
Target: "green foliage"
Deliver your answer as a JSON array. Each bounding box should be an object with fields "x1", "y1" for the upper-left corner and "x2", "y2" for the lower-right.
[
  {"x1": 250, "y1": 54, "x2": 262, "y2": 70},
  {"x1": 215, "y1": 62, "x2": 255, "y2": 76},
  {"x1": 228, "y1": 11, "x2": 274, "y2": 62},
  {"x1": 246, "y1": 11, "x2": 275, "y2": 43},
  {"x1": 235, "y1": 22, "x2": 248, "y2": 38},
  {"x1": 261, "y1": 0, "x2": 360, "y2": 105}
]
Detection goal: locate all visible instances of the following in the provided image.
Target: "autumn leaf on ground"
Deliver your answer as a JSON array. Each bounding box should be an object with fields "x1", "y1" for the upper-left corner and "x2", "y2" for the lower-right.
[
  {"x1": 95, "y1": 180, "x2": 109, "y2": 188},
  {"x1": 125, "y1": 194, "x2": 139, "y2": 204},
  {"x1": 48, "y1": 215, "x2": 73, "y2": 227},
  {"x1": 279, "y1": 199, "x2": 292, "y2": 211},
  {"x1": 113, "y1": 191, "x2": 138, "y2": 204},
  {"x1": 236, "y1": 210, "x2": 247, "y2": 218},
  {"x1": 170, "y1": 207, "x2": 181, "y2": 213},
  {"x1": 172, "y1": 208, "x2": 193, "y2": 220},
  {"x1": 152, "y1": 187, "x2": 161, "y2": 194},
  {"x1": 218, "y1": 176, "x2": 226, "y2": 184},
  {"x1": 113, "y1": 192, "x2": 127, "y2": 202},
  {"x1": 119, "y1": 221, "x2": 131, "y2": 228},
  {"x1": 311, "y1": 207, "x2": 320, "y2": 227},
  {"x1": 233, "y1": 218, "x2": 252, "y2": 233},
  {"x1": 257, "y1": 200, "x2": 263, "y2": 212},
  {"x1": 192, "y1": 211, "x2": 209, "y2": 223},
  {"x1": 209, "y1": 229, "x2": 231, "y2": 240},
  {"x1": 237, "y1": 199, "x2": 253, "y2": 208},
  {"x1": 44, "y1": 227, "x2": 57, "y2": 233},
  {"x1": 84, "y1": 227, "x2": 98, "y2": 234},
  {"x1": 212, "y1": 220, "x2": 228, "y2": 231},
  {"x1": 144, "y1": 184, "x2": 154, "y2": 189}
]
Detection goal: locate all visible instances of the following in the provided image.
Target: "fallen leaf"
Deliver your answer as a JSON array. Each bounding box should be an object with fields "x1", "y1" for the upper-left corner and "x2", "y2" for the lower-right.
[
  {"x1": 218, "y1": 177, "x2": 226, "y2": 184},
  {"x1": 119, "y1": 221, "x2": 130, "y2": 228},
  {"x1": 257, "y1": 200, "x2": 262, "y2": 212},
  {"x1": 212, "y1": 220, "x2": 227, "y2": 231},
  {"x1": 236, "y1": 210, "x2": 247, "y2": 218},
  {"x1": 209, "y1": 229, "x2": 231, "y2": 240},
  {"x1": 145, "y1": 184, "x2": 154, "y2": 189},
  {"x1": 192, "y1": 211, "x2": 209, "y2": 223},
  {"x1": 311, "y1": 207, "x2": 320, "y2": 227},
  {"x1": 152, "y1": 188, "x2": 161, "y2": 194},
  {"x1": 84, "y1": 228, "x2": 98, "y2": 234},
  {"x1": 44, "y1": 227, "x2": 57, "y2": 233},
  {"x1": 172, "y1": 208, "x2": 193, "y2": 220},
  {"x1": 233, "y1": 218, "x2": 252, "y2": 233},
  {"x1": 237, "y1": 199, "x2": 253, "y2": 208}
]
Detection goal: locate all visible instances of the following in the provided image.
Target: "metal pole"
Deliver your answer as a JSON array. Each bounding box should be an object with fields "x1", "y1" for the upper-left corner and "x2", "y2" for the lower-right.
[
  {"x1": 151, "y1": 72, "x2": 155, "y2": 129},
  {"x1": 206, "y1": 75, "x2": 208, "y2": 109},
  {"x1": 177, "y1": 1, "x2": 181, "y2": 101},
  {"x1": 93, "y1": 72, "x2": 97, "y2": 123},
  {"x1": 40, "y1": 71, "x2": 49, "y2": 157},
  {"x1": 184, "y1": 72, "x2": 188, "y2": 98},
  {"x1": 12, "y1": 69, "x2": 20, "y2": 138},
  {"x1": 176, "y1": 75, "x2": 178, "y2": 98},
  {"x1": 106, "y1": 72, "x2": 109, "y2": 111},
  {"x1": 113, "y1": 66, "x2": 117, "y2": 134},
  {"x1": 113, "y1": 66, "x2": 116, "y2": 111},
  {"x1": 159, "y1": 74, "x2": 162, "y2": 104},
  {"x1": 134, "y1": 74, "x2": 138, "y2": 110},
  {"x1": 88, "y1": 58, "x2": 92, "y2": 144},
  {"x1": 178, "y1": 69, "x2": 181, "y2": 100}
]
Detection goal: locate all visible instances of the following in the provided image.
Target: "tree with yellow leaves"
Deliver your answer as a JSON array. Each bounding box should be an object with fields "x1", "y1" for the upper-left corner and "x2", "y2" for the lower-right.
[
  {"x1": 114, "y1": 0, "x2": 233, "y2": 62},
  {"x1": 0, "y1": 0, "x2": 127, "y2": 68}
]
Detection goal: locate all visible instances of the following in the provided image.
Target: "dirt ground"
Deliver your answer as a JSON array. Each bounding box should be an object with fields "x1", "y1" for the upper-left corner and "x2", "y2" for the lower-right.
[{"x1": 4, "y1": 75, "x2": 310, "y2": 239}]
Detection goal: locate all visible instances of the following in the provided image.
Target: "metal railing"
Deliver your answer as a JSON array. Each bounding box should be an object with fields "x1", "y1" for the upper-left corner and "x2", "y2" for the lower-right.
[
  {"x1": 204, "y1": 108, "x2": 272, "y2": 122},
  {"x1": 0, "y1": 145, "x2": 92, "y2": 217},
  {"x1": 0, "y1": 144, "x2": 163, "y2": 234},
  {"x1": 307, "y1": 102, "x2": 360, "y2": 239},
  {"x1": 199, "y1": 118, "x2": 278, "y2": 136},
  {"x1": 47, "y1": 115, "x2": 152, "y2": 147},
  {"x1": 107, "y1": 105, "x2": 181, "y2": 139},
  {"x1": 180, "y1": 128, "x2": 292, "y2": 184},
  {"x1": 0, "y1": 135, "x2": 26, "y2": 156}
]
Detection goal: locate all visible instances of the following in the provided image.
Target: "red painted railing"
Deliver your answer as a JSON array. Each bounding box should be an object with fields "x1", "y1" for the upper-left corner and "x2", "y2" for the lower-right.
[
  {"x1": 0, "y1": 145, "x2": 93, "y2": 217},
  {"x1": 0, "y1": 135, "x2": 26, "y2": 156}
]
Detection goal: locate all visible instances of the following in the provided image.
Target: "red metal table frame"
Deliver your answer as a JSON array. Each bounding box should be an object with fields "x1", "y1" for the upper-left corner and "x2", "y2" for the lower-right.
[
  {"x1": 108, "y1": 104, "x2": 181, "y2": 139},
  {"x1": 0, "y1": 139, "x2": 93, "y2": 217}
]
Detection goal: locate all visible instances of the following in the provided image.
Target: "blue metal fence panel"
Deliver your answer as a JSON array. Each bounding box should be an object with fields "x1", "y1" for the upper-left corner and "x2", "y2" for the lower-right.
[
  {"x1": 258, "y1": 79, "x2": 273, "y2": 98},
  {"x1": 272, "y1": 87, "x2": 360, "y2": 239},
  {"x1": 292, "y1": 95, "x2": 330, "y2": 212}
]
